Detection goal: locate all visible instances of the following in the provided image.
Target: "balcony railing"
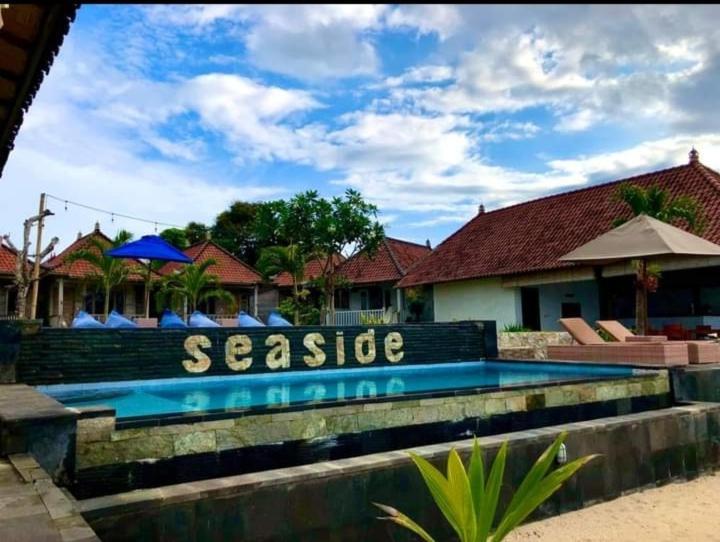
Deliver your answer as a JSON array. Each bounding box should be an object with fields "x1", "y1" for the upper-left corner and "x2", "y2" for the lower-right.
[{"x1": 331, "y1": 308, "x2": 396, "y2": 326}]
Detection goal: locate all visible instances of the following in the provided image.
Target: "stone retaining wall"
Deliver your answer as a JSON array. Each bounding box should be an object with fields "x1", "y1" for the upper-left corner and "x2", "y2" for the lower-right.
[
  {"x1": 498, "y1": 331, "x2": 573, "y2": 360},
  {"x1": 76, "y1": 372, "x2": 668, "y2": 468},
  {"x1": 80, "y1": 402, "x2": 720, "y2": 542}
]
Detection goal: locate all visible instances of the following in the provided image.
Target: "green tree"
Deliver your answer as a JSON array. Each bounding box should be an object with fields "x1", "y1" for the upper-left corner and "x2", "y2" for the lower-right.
[
  {"x1": 67, "y1": 230, "x2": 134, "y2": 318},
  {"x1": 212, "y1": 201, "x2": 263, "y2": 264},
  {"x1": 159, "y1": 228, "x2": 189, "y2": 250},
  {"x1": 185, "y1": 221, "x2": 210, "y2": 245},
  {"x1": 156, "y1": 258, "x2": 235, "y2": 316},
  {"x1": 375, "y1": 432, "x2": 596, "y2": 542},
  {"x1": 256, "y1": 245, "x2": 307, "y2": 324},
  {"x1": 254, "y1": 189, "x2": 385, "y2": 324},
  {"x1": 613, "y1": 183, "x2": 704, "y2": 232},
  {"x1": 614, "y1": 184, "x2": 705, "y2": 334}
]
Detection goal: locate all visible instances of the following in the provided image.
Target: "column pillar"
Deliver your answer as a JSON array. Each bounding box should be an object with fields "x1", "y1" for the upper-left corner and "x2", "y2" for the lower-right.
[
  {"x1": 396, "y1": 288, "x2": 403, "y2": 323},
  {"x1": 253, "y1": 284, "x2": 259, "y2": 317},
  {"x1": 58, "y1": 279, "x2": 65, "y2": 327}
]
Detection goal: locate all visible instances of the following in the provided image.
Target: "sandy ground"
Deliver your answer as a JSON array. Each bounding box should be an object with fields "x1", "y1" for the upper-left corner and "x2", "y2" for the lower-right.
[{"x1": 506, "y1": 474, "x2": 720, "y2": 541}]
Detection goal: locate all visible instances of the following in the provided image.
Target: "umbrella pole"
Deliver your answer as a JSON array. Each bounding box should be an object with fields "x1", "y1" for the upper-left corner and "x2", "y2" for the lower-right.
[{"x1": 144, "y1": 262, "x2": 152, "y2": 319}]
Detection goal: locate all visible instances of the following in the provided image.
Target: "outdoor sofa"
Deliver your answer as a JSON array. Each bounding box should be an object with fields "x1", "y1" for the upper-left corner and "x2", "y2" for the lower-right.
[
  {"x1": 596, "y1": 319, "x2": 720, "y2": 364},
  {"x1": 546, "y1": 318, "x2": 689, "y2": 367}
]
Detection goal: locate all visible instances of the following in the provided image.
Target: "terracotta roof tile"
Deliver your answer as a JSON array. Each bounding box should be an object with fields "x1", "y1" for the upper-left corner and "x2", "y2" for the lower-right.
[
  {"x1": 339, "y1": 237, "x2": 431, "y2": 285},
  {"x1": 45, "y1": 230, "x2": 151, "y2": 282},
  {"x1": 399, "y1": 160, "x2": 720, "y2": 287},
  {"x1": 0, "y1": 243, "x2": 17, "y2": 276},
  {"x1": 161, "y1": 241, "x2": 261, "y2": 286},
  {"x1": 273, "y1": 254, "x2": 345, "y2": 287}
]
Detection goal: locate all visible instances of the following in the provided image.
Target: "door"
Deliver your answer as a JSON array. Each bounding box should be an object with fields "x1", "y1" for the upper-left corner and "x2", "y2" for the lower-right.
[{"x1": 521, "y1": 287, "x2": 541, "y2": 330}]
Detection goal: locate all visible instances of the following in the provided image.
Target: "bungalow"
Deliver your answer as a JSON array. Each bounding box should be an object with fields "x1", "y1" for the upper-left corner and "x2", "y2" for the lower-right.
[
  {"x1": 335, "y1": 237, "x2": 432, "y2": 324},
  {"x1": 0, "y1": 242, "x2": 17, "y2": 317},
  {"x1": 161, "y1": 240, "x2": 263, "y2": 319},
  {"x1": 42, "y1": 224, "x2": 153, "y2": 326},
  {"x1": 398, "y1": 150, "x2": 720, "y2": 333}
]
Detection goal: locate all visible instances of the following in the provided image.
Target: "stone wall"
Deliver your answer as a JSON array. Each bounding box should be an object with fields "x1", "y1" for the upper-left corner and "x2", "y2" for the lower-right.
[
  {"x1": 17, "y1": 321, "x2": 496, "y2": 385},
  {"x1": 75, "y1": 372, "x2": 668, "y2": 469},
  {"x1": 80, "y1": 402, "x2": 720, "y2": 542},
  {"x1": 672, "y1": 365, "x2": 720, "y2": 403},
  {"x1": 498, "y1": 331, "x2": 573, "y2": 360}
]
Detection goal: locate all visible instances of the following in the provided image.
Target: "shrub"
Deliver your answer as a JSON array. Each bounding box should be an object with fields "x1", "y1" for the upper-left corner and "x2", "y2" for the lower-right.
[{"x1": 503, "y1": 323, "x2": 532, "y2": 332}]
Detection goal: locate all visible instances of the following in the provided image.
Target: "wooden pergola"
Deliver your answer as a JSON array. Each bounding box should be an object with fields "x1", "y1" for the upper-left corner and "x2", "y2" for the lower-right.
[{"x1": 0, "y1": 3, "x2": 79, "y2": 177}]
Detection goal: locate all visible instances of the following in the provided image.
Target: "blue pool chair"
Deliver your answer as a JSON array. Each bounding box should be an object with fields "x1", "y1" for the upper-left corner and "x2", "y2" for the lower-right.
[
  {"x1": 71, "y1": 310, "x2": 105, "y2": 329},
  {"x1": 159, "y1": 309, "x2": 187, "y2": 329},
  {"x1": 238, "y1": 310, "x2": 265, "y2": 327},
  {"x1": 189, "y1": 310, "x2": 220, "y2": 328},
  {"x1": 267, "y1": 310, "x2": 293, "y2": 327},
  {"x1": 105, "y1": 310, "x2": 138, "y2": 329}
]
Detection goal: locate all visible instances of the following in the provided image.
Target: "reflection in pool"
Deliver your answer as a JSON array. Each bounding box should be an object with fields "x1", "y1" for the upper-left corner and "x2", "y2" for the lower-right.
[{"x1": 39, "y1": 360, "x2": 636, "y2": 419}]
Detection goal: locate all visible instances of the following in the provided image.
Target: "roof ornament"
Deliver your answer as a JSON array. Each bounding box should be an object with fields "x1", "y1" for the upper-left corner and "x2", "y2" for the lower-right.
[
  {"x1": 94, "y1": 221, "x2": 100, "y2": 232},
  {"x1": 76, "y1": 231, "x2": 82, "y2": 240},
  {"x1": 205, "y1": 230, "x2": 212, "y2": 241},
  {"x1": 478, "y1": 202, "x2": 486, "y2": 215},
  {"x1": 689, "y1": 147, "x2": 699, "y2": 164},
  {"x1": 425, "y1": 239, "x2": 432, "y2": 249}
]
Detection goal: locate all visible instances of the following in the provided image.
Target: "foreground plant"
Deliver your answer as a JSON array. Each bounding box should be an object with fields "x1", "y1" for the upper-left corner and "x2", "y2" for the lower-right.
[{"x1": 374, "y1": 432, "x2": 597, "y2": 542}]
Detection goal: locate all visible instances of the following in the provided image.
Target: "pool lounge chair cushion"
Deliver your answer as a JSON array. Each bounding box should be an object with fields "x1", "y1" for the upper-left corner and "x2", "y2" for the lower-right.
[
  {"x1": 596, "y1": 320, "x2": 667, "y2": 342},
  {"x1": 160, "y1": 309, "x2": 187, "y2": 329},
  {"x1": 558, "y1": 318, "x2": 605, "y2": 345},
  {"x1": 71, "y1": 310, "x2": 105, "y2": 329},
  {"x1": 238, "y1": 311, "x2": 264, "y2": 327},
  {"x1": 189, "y1": 311, "x2": 220, "y2": 328},
  {"x1": 547, "y1": 342, "x2": 688, "y2": 367},
  {"x1": 267, "y1": 310, "x2": 292, "y2": 327},
  {"x1": 105, "y1": 310, "x2": 138, "y2": 329}
]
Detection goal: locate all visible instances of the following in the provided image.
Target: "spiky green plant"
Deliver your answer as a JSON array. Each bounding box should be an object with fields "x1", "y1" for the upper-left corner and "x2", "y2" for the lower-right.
[
  {"x1": 256, "y1": 245, "x2": 307, "y2": 324},
  {"x1": 374, "y1": 432, "x2": 597, "y2": 542},
  {"x1": 156, "y1": 258, "x2": 235, "y2": 316},
  {"x1": 66, "y1": 230, "x2": 134, "y2": 318}
]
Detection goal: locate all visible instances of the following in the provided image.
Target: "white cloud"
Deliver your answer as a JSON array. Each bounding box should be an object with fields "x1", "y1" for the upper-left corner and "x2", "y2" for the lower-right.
[{"x1": 386, "y1": 4, "x2": 461, "y2": 40}]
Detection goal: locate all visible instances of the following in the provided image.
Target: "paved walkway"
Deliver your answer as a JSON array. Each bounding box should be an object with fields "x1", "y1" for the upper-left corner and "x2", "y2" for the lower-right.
[
  {"x1": 0, "y1": 454, "x2": 98, "y2": 542},
  {"x1": 508, "y1": 473, "x2": 720, "y2": 541}
]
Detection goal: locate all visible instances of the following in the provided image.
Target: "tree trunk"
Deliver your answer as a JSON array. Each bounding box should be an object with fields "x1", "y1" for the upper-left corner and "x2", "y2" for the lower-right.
[
  {"x1": 104, "y1": 287, "x2": 111, "y2": 319},
  {"x1": 635, "y1": 259, "x2": 648, "y2": 335},
  {"x1": 16, "y1": 285, "x2": 28, "y2": 318},
  {"x1": 292, "y1": 282, "x2": 300, "y2": 325}
]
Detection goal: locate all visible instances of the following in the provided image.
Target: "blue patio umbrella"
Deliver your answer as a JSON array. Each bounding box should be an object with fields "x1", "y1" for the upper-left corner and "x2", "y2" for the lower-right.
[{"x1": 106, "y1": 235, "x2": 192, "y2": 318}]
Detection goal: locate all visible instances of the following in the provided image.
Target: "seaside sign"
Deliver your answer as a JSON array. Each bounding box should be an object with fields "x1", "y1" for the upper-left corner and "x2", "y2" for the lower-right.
[{"x1": 182, "y1": 328, "x2": 404, "y2": 374}]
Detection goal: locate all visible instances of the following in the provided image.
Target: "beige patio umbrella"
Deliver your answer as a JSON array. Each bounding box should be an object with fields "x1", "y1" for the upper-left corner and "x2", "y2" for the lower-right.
[{"x1": 559, "y1": 214, "x2": 720, "y2": 335}]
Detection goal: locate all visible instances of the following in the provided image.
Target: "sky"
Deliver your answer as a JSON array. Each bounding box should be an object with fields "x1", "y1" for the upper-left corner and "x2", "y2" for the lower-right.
[{"x1": 4, "y1": 4, "x2": 720, "y2": 254}]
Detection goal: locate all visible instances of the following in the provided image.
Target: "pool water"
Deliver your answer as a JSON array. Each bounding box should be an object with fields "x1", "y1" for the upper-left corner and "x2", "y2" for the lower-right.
[{"x1": 39, "y1": 361, "x2": 636, "y2": 419}]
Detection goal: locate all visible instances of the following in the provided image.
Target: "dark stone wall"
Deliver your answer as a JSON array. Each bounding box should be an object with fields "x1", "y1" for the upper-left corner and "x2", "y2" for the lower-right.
[
  {"x1": 16, "y1": 321, "x2": 495, "y2": 385},
  {"x1": 82, "y1": 403, "x2": 720, "y2": 542},
  {"x1": 0, "y1": 320, "x2": 20, "y2": 383},
  {"x1": 672, "y1": 365, "x2": 720, "y2": 403}
]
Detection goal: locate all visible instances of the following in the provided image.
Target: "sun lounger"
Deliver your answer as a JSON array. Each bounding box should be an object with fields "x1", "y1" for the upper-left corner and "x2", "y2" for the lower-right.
[
  {"x1": 133, "y1": 318, "x2": 158, "y2": 328},
  {"x1": 548, "y1": 317, "x2": 689, "y2": 366},
  {"x1": 597, "y1": 319, "x2": 720, "y2": 364}
]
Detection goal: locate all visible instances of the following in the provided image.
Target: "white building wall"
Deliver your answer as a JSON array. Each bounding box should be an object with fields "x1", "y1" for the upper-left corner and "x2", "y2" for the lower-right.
[
  {"x1": 536, "y1": 280, "x2": 599, "y2": 331},
  {"x1": 433, "y1": 277, "x2": 521, "y2": 330}
]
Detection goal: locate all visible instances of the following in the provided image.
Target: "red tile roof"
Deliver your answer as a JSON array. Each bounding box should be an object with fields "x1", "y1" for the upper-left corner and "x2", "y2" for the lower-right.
[
  {"x1": 399, "y1": 157, "x2": 720, "y2": 287},
  {"x1": 0, "y1": 243, "x2": 17, "y2": 277},
  {"x1": 273, "y1": 254, "x2": 345, "y2": 287},
  {"x1": 45, "y1": 230, "x2": 151, "y2": 281},
  {"x1": 161, "y1": 241, "x2": 261, "y2": 286},
  {"x1": 339, "y1": 237, "x2": 431, "y2": 285}
]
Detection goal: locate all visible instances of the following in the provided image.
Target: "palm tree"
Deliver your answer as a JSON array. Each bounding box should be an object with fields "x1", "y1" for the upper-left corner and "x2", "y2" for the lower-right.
[
  {"x1": 156, "y1": 258, "x2": 235, "y2": 317},
  {"x1": 614, "y1": 183, "x2": 705, "y2": 334},
  {"x1": 67, "y1": 230, "x2": 134, "y2": 319},
  {"x1": 256, "y1": 245, "x2": 306, "y2": 324},
  {"x1": 614, "y1": 183, "x2": 704, "y2": 232}
]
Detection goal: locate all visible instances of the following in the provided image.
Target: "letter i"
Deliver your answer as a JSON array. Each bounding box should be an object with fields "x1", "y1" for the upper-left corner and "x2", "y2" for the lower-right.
[{"x1": 336, "y1": 331, "x2": 345, "y2": 366}]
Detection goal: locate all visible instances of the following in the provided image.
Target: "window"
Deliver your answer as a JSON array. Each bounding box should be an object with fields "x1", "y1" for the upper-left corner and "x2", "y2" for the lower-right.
[{"x1": 561, "y1": 302, "x2": 582, "y2": 318}]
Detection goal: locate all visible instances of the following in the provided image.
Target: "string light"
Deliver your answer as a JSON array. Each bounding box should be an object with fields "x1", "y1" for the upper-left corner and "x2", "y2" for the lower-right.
[{"x1": 45, "y1": 193, "x2": 183, "y2": 230}]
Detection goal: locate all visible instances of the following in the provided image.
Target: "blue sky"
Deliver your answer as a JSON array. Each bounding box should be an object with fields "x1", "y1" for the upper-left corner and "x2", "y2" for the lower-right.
[{"x1": 4, "y1": 4, "x2": 720, "y2": 253}]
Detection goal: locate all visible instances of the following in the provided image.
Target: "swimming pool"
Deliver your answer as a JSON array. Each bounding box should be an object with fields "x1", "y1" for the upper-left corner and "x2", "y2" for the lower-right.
[{"x1": 39, "y1": 360, "x2": 638, "y2": 419}]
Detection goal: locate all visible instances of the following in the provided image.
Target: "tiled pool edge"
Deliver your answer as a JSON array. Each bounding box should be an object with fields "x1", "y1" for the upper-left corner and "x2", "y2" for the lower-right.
[
  {"x1": 79, "y1": 402, "x2": 720, "y2": 542},
  {"x1": 75, "y1": 372, "x2": 669, "y2": 468}
]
